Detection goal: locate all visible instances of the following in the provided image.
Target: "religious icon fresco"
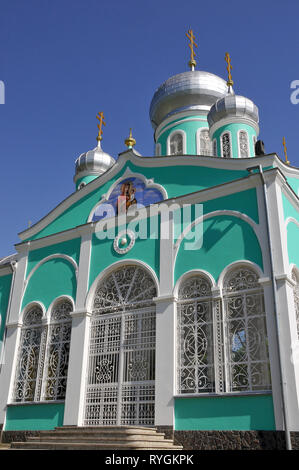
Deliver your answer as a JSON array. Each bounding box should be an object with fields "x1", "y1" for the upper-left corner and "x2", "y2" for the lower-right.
[{"x1": 92, "y1": 177, "x2": 164, "y2": 222}]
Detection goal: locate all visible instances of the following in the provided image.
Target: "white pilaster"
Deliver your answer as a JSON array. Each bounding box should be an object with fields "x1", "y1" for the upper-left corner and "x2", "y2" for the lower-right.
[
  {"x1": 154, "y1": 210, "x2": 175, "y2": 426},
  {"x1": 63, "y1": 229, "x2": 92, "y2": 426}
]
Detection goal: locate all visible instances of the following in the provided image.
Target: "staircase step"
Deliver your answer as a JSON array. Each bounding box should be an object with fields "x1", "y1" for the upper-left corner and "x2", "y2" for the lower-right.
[
  {"x1": 11, "y1": 441, "x2": 183, "y2": 450},
  {"x1": 27, "y1": 434, "x2": 168, "y2": 442}
]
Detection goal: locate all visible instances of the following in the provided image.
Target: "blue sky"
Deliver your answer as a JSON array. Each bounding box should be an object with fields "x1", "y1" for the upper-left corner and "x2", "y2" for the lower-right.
[{"x1": 0, "y1": 0, "x2": 298, "y2": 257}]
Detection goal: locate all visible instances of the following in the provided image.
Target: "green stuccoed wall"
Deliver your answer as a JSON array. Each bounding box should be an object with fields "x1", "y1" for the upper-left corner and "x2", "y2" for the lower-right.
[
  {"x1": 0, "y1": 274, "x2": 12, "y2": 342},
  {"x1": 5, "y1": 403, "x2": 65, "y2": 430},
  {"x1": 174, "y1": 394, "x2": 275, "y2": 430},
  {"x1": 211, "y1": 123, "x2": 257, "y2": 158}
]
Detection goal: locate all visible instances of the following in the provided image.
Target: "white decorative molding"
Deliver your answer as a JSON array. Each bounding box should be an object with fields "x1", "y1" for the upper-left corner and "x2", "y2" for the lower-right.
[
  {"x1": 173, "y1": 269, "x2": 216, "y2": 298},
  {"x1": 155, "y1": 113, "x2": 207, "y2": 141},
  {"x1": 87, "y1": 167, "x2": 168, "y2": 223},
  {"x1": 19, "y1": 301, "x2": 47, "y2": 324},
  {"x1": 220, "y1": 130, "x2": 233, "y2": 159},
  {"x1": 166, "y1": 129, "x2": 187, "y2": 156},
  {"x1": 25, "y1": 254, "x2": 79, "y2": 290},
  {"x1": 113, "y1": 229, "x2": 135, "y2": 254},
  {"x1": 237, "y1": 129, "x2": 250, "y2": 159},
  {"x1": 85, "y1": 259, "x2": 160, "y2": 312},
  {"x1": 209, "y1": 115, "x2": 259, "y2": 137},
  {"x1": 174, "y1": 210, "x2": 262, "y2": 265},
  {"x1": 217, "y1": 260, "x2": 264, "y2": 289},
  {"x1": 46, "y1": 295, "x2": 75, "y2": 321}
]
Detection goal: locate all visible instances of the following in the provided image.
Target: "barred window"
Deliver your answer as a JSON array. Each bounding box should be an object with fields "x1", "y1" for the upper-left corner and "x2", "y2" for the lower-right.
[
  {"x1": 221, "y1": 133, "x2": 231, "y2": 158},
  {"x1": 239, "y1": 131, "x2": 249, "y2": 158},
  {"x1": 213, "y1": 139, "x2": 217, "y2": 157},
  {"x1": 13, "y1": 299, "x2": 73, "y2": 403},
  {"x1": 199, "y1": 129, "x2": 212, "y2": 156},
  {"x1": 177, "y1": 276, "x2": 214, "y2": 394},
  {"x1": 223, "y1": 267, "x2": 271, "y2": 392},
  {"x1": 13, "y1": 306, "x2": 46, "y2": 402},
  {"x1": 169, "y1": 132, "x2": 184, "y2": 155},
  {"x1": 41, "y1": 300, "x2": 72, "y2": 400}
]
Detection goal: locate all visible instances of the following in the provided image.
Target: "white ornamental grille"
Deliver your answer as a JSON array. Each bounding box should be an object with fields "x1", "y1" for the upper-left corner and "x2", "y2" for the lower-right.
[
  {"x1": 222, "y1": 133, "x2": 231, "y2": 159},
  {"x1": 223, "y1": 268, "x2": 271, "y2": 392},
  {"x1": 84, "y1": 265, "x2": 157, "y2": 426},
  {"x1": 239, "y1": 131, "x2": 249, "y2": 158},
  {"x1": 200, "y1": 129, "x2": 212, "y2": 156},
  {"x1": 13, "y1": 306, "x2": 46, "y2": 402},
  {"x1": 170, "y1": 133, "x2": 183, "y2": 155},
  {"x1": 177, "y1": 276, "x2": 216, "y2": 394},
  {"x1": 41, "y1": 300, "x2": 72, "y2": 401}
]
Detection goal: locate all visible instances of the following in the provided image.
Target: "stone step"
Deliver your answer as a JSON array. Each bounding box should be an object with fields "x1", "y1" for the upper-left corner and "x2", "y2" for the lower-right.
[
  {"x1": 41, "y1": 426, "x2": 159, "y2": 436},
  {"x1": 11, "y1": 441, "x2": 183, "y2": 450},
  {"x1": 27, "y1": 433, "x2": 168, "y2": 442}
]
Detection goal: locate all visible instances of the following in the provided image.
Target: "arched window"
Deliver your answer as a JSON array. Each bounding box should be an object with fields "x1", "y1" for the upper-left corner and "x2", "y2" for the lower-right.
[
  {"x1": 253, "y1": 135, "x2": 257, "y2": 155},
  {"x1": 291, "y1": 268, "x2": 299, "y2": 339},
  {"x1": 177, "y1": 275, "x2": 214, "y2": 393},
  {"x1": 213, "y1": 138, "x2": 217, "y2": 157},
  {"x1": 13, "y1": 305, "x2": 46, "y2": 402},
  {"x1": 239, "y1": 130, "x2": 249, "y2": 158},
  {"x1": 198, "y1": 129, "x2": 212, "y2": 156},
  {"x1": 169, "y1": 132, "x2": 184, "y2": 155},
  {"x1": 85, "y1": 265, "x2": 157, "y2": 426},
  {"x1": 41, "y1": 299, "x2": 72, "y2": 400},
  {"x1": 223, "y1": 267, "x2": 271, "y2": 392},
  {"x1": 221, "y1": 132, "x2": 231, "y2": 158},
  {"x1": 155, "y1": 143, "x2": 161, "y2": 156}
]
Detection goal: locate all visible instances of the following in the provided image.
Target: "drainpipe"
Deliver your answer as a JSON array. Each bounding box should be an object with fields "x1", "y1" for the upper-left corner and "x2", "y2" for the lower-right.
[{"x1": 247, "y1": 164, "x2": 292, "y2": 450}]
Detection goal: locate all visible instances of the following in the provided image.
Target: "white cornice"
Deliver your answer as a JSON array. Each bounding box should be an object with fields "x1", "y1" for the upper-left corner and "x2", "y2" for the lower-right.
[
  {"x1": 0, "y1": 264, "x2": 13, "y2": 276},
  {"x1": 17, "y1": 151, "x2": 299, "y2": 243}
]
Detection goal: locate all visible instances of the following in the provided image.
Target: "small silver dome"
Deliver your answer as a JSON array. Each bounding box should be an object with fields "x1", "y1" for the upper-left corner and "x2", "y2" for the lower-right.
[
  {"x1": 74, "y1": 141, "x2": 115, "y2": 182},
  {"x1": 149, "y1": 70, "x2": 228, "y2": 129},
  {"x1": 208, "y1": 93, "x2": 259, "y2": 129}
]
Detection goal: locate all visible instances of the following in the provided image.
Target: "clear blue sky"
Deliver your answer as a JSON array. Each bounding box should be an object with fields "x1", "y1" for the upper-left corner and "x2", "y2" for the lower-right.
[{"x1": 0, "y1": 0, "x2": 298, "y2": 257}]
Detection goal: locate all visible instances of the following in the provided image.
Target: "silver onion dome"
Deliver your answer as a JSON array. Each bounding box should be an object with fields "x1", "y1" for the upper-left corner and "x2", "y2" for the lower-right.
[
  {"x1": 74, "y1": 141, "x2": 115, "y2": 182},
  {"x1": 149, "y1": 71, "x2": 229, "y2": 129},
  {"x1": 208, "y1": 93, "x2": 259, "y2": 128}
]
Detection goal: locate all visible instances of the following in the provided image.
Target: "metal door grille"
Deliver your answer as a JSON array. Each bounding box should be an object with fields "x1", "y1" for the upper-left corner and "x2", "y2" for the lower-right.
[{"x1": 84, "y1": 308, "x2": 156, "y2": 426}]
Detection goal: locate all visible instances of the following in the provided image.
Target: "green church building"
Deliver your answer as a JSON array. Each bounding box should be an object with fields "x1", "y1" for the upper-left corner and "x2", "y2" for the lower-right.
[{"x1": 0, "y1": 42, "x2": 299, "y2": 449}]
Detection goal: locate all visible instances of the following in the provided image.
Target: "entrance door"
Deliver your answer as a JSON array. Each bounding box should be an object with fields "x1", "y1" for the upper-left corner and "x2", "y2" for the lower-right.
[{"x1": 84, "y1": 266, "x2": 157, "y2": 426}]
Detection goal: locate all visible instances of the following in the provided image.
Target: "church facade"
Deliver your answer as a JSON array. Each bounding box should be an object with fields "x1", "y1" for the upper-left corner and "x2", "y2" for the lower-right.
[{"x1": 1, "y1": 48, "x2": 299, "y2": 443}]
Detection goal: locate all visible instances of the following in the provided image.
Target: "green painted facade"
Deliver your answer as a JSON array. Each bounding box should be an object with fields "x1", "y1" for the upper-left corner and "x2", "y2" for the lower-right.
[
  {"x1": 24, "y1": 161, "x2": 269, "y2": 242},
  {"x1": 0, "y1": 274, "x2": 12, "y2": 343},
  {"x1": 5, "y1": 403, "x2": 65, "y2": 431},
  {"x1": 174, "y1": 394, "x2": 275, "y2": 430},
  {"x1": 156, "y1": 115, "x2": 208, "y2": 155}
]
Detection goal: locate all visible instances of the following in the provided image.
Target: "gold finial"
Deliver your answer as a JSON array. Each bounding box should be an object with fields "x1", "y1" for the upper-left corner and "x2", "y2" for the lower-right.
[
  {"x1": 282, "y1": 137, "x2": 290, "y2": 165},
  {"x1": 96, "y1": 111, "x2": 106, "y2": 142},
  {"x1": 186, "y1": 29, "x2": 198, "y2": 71},
  {"x1": 225, "y1": 52, "x2": 234, "y2": 88},
  {"x1": 125, "y1": 128, "x2": 136, "y2": 148}
]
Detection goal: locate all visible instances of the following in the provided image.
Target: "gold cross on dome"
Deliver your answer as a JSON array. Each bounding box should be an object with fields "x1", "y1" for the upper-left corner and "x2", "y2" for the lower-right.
[
  {"x1": 225, "y1": 52, "x2": 234, "y2": 87},
  {"x1": 282, "y1": 137, "x2": 290, "y2": 165},
  {"x1": 96, "y1": 111, "x2": 106, "y2": 141},
  {"x1": 186, "y1": 29, "x2": 198, "y2": 70}
]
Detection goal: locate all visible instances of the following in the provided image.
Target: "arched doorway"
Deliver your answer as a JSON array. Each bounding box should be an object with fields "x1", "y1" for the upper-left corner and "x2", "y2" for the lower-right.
[{"x1": 84, "y1": 265, "x2": 157, "y2": 426}]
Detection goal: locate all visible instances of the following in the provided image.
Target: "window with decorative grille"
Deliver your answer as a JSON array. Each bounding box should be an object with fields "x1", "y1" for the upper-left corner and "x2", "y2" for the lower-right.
[
  {"x1": 222, "y1": 133, "x2": 231, "y2": 158},
  {"x1": 177, "y1": 276, "x2": 215, "y2": 394},
  {"x1": 169, "y1": 133, "x2": 184, "y2": 155},
  {"x1": 13, "y1": 299, "x2": 73, "y2": 403},
  {"x1": 84, "y1": 265, "x2": 157, "y2": 426},
  {"x1": 223, "y1": 268, "x2": 271, "y2": 392},
  {"x1": 199, "y1": 129, "x2": 212, "y2": 156},
  {"x1": 177, "y1": 268, "x2": 271, "y2": 395},
  {"x1": 239, "y1": 131, "x2": 249, "y2": 158},
  {"x1": 41, "y1": 300, "x2": 72, "y2": 400}
]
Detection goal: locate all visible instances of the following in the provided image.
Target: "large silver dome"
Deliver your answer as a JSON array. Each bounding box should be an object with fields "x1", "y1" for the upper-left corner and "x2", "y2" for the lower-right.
[
  {"x1": 149, "y1": 71, "x2": 228, "y2": 129},
  {"x1": 208, "y1": 94, "x2": 259, "y2": 129},
  {"x1": 74, "y1": 141, "x2": 115, "y2": 182}
]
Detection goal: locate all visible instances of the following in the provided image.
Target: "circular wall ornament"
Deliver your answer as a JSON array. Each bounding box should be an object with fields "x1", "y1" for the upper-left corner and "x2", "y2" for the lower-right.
[{"x1": 113, "y1": 229, "x2": 135, "y2": 254}]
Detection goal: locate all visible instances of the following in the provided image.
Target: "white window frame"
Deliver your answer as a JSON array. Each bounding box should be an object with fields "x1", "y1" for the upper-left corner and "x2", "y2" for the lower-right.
[
  {"x1": 167, "y1": 129, "x2": 187, "y2": 156},
  {"x1": 196, "y1": 128, "x2": 212, "y2": 156},
  {"x1": 155, "y1": 142, "x2": 161, "y2": 156},
  {"x1": 237, "y1": 129, "x2": 250, "y2": 158},
  {"x1": 220, "y1": 131, "x2": 232, "y2": 159}
]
